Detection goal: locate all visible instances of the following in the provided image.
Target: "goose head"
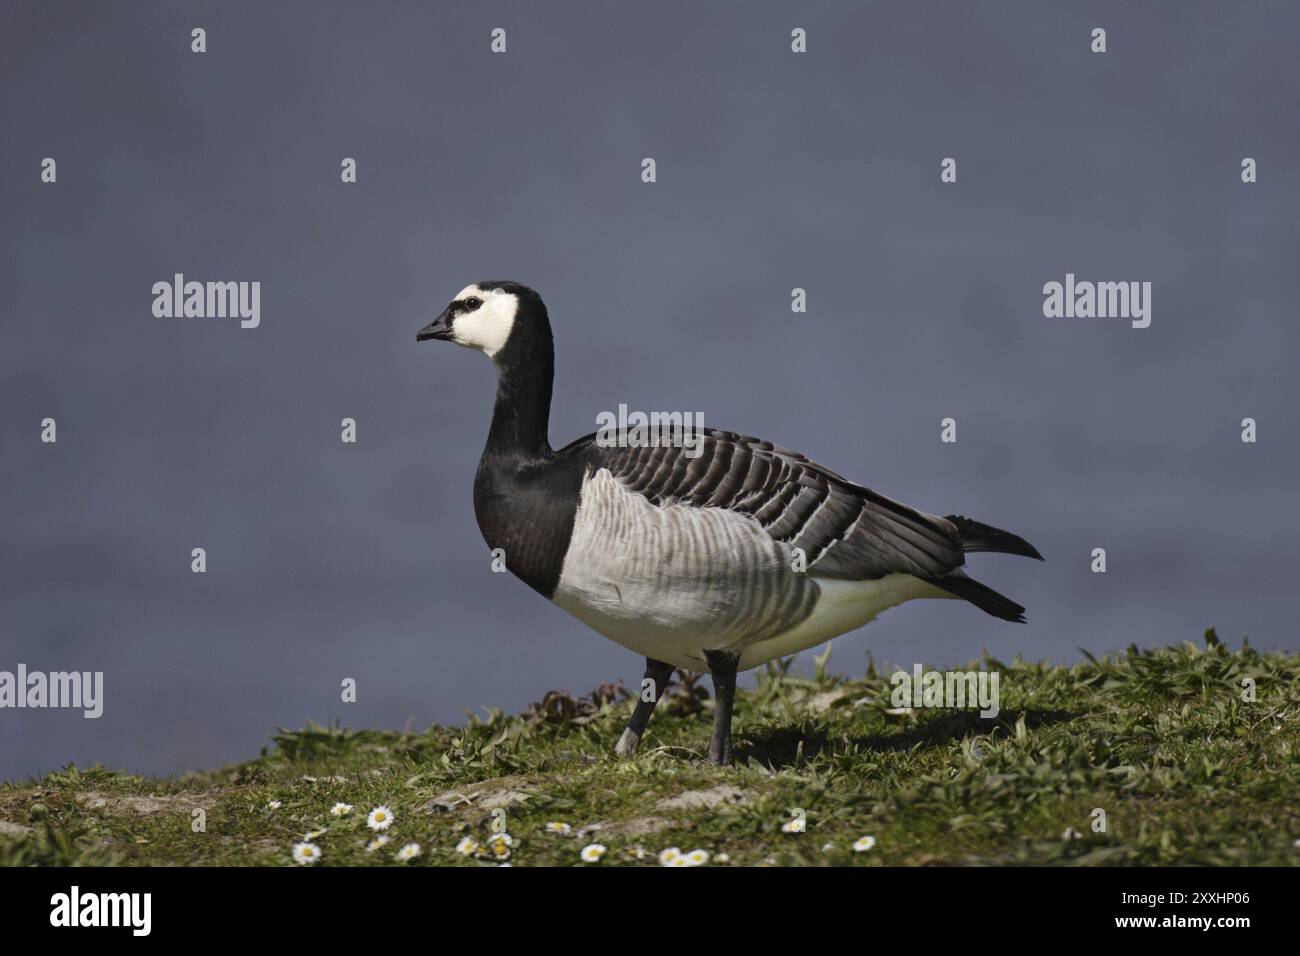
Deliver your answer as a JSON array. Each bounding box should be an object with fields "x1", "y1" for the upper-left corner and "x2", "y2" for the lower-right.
[{"x1": 417, "y1": 280, "x2": 549, "y2": 360}]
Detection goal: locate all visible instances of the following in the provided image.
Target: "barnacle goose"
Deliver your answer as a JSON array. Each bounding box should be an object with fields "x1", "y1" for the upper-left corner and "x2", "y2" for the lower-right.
[{"x1": 418, "y1": 281, "x2": 1042, "y2": 764}]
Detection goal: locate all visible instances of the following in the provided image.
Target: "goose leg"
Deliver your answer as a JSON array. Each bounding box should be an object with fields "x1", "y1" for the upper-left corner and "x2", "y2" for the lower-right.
[
  {"x1": 615, "y1": 658, "x2": 676, "y2": 758},
  {"x1": 704, "y1": 650, "x2": 740, "y2": 765}
]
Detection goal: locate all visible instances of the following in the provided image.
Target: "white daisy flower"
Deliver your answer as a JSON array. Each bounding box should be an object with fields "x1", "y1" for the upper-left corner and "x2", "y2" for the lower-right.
[
  {"x1": 396, "y1": 842, "x2": 421, "y2": 862},
  {"x1": 658, "y1": 847, "x2": 682, "y2": 866},
  {"x1": 366, "y1": 806, "x2": 394, "y2": 831},
  {"x1": 266, "y1": 800, "x2": 282, "y2": 810},
  {"x1": 546, "y1": 821, "x2": 572, "y2": 835},
  {"x1": 714, "y1": 852, "x2": 730, "y2": 864},
  {"x1": 456, "y1": 836, "x2": 480, "y2": 856},
  {"x1": 852, "y1": 835, "x2": 877, "y2": 853},
  {"x1": 821, "y1": 842, "x2": 836, "y2": 852},
  {"x1": 665, "y1": 855, "x2": 689, "y2": 867},
  {"x1": 580, "y1": 843, "x2": 607, "y2": 863},
  {"x1": 1062, "y1": 827, "x2": 1082, "y2": 840},
  {"x1": 684, "y1": 849, "x2": 710, "y2": 866},
  {"x1": 304, "y1": 828, "x2": 328, "y2": 841},
  {"x1": 330, "y1": 802, "x2": 353, "y2": 817},
  {"x1": 625, "y1": 845, "x2": 647, "y2": 860},
  {"x1": 781, "y1": 818, "x2": 806, "y2": 833},
  {"x1": 366, "y1": 836, "x2": 391, "y2": 852},
  {"x1": 292, "y1": 842, "x2": 321, "y2": 865},
  {"x1": 486, "y1": 833, "x2": 514, "y2": 860}
]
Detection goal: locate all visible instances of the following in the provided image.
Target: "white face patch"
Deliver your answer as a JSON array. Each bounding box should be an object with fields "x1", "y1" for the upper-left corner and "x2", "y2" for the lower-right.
[{"x1": 448, "y1": 284, "x2": 517, "y2": 358}]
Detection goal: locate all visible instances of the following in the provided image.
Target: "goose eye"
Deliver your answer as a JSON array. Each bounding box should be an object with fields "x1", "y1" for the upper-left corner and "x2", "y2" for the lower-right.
[{"x1": 464, "y1": 297, "x2": 482, "y2": 310}]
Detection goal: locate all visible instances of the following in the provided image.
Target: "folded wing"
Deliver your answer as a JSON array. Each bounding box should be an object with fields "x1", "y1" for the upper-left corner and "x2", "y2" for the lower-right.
[{"x1": 564, "y1": 428, "x2": 966, "y2": 582}]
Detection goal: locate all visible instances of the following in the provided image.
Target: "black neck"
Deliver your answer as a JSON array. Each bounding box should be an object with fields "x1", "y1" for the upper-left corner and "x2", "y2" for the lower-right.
[{"x1": 485, "y1": 326, "x2": 554, "y2": 459}]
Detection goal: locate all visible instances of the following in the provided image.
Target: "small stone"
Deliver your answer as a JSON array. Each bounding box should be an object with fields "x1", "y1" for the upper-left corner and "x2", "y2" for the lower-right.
[{"x1": 656, "y1": 785, "x2": 750, "y2": 812}]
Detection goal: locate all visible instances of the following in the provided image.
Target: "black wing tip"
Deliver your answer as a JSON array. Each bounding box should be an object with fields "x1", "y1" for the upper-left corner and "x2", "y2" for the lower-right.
[{"x1": 945, "y1": 514, "x2": 1044, "y2": 561}]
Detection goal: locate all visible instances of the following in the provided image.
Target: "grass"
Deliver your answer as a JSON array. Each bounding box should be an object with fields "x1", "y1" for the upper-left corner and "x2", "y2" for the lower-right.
[{"x1": 2, "y1": 629, "x2": 1297, "y2": 867}]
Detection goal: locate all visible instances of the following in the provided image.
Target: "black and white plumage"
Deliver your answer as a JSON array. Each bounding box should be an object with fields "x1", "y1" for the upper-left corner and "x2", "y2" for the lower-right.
[{"x1": 418, "y1": 281, "x2": 1042, "y2": 764}]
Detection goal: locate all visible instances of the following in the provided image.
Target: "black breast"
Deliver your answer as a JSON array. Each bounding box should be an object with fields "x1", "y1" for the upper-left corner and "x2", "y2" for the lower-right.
[{"x1": 472, "y1": 451, "x2": 585, "y2": 598}]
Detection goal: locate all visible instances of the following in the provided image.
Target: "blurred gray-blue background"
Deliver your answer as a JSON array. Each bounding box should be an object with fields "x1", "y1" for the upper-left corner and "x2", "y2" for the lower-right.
[{"x1": 3, "y1": 1, "x2": 1298, "y2": 781}]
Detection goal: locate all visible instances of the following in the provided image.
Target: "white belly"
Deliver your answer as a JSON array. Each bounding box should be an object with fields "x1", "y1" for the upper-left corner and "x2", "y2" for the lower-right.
[
  {"x1": 552, "y1": 469, "x2": 948, "y2": 670},
  {"x1": 733, "y1": 574, "x2": 949, "y2": 670}
]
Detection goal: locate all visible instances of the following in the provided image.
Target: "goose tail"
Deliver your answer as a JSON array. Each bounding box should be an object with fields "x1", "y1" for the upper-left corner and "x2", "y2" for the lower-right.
[{"x1": 926, "y1": 574, "x2": 1028, "y2": 623}]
